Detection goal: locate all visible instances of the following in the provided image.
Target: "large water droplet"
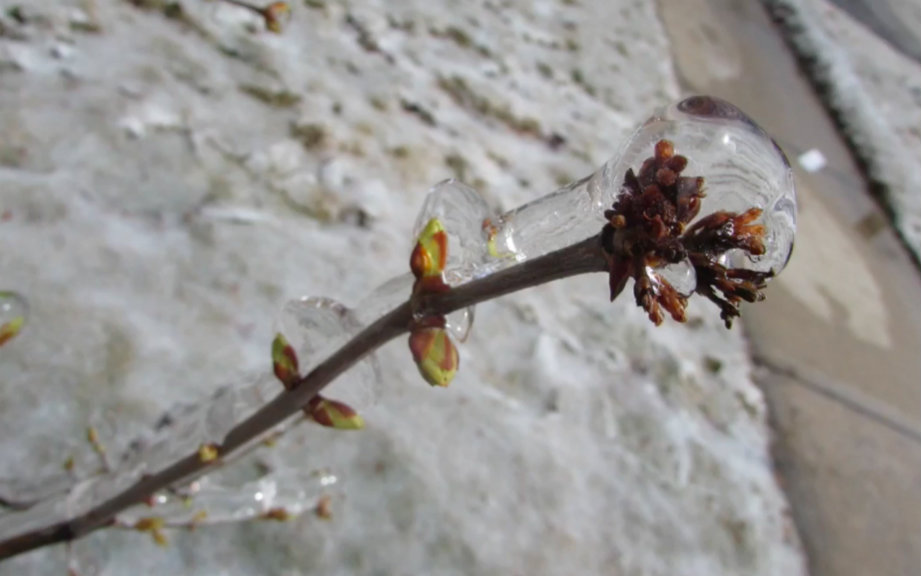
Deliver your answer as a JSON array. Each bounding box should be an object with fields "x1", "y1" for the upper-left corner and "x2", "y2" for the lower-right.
[
  {"x1": 276, "y1": 297, "x2": 381, "y2": 409},
  {"x1": 0, "y1": 291, "x2": 28, "y2": 346},
  {"x1": 603, "y1": 95, "x2": 796, "y2": 275}
]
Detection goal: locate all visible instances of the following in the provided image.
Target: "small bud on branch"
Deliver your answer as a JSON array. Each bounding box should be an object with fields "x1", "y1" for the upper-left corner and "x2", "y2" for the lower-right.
[
  {"x1": 271, "y1": 333, "x2": 300, "y2": 389},
  {"x1": 305, "y1": 396, "x2": 365, "y2": 430},
  {"x1": 217, "y1": 0, "x2": 292, "y2": 33}
]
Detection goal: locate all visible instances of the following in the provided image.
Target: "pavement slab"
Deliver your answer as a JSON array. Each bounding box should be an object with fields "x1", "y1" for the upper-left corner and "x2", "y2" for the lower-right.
[
  {"x1": 762, "y1": 0, "x2": 921, "y2": 264},
  {"x1": 659, "y1": 1, "x2": 921, "y2": 575}
]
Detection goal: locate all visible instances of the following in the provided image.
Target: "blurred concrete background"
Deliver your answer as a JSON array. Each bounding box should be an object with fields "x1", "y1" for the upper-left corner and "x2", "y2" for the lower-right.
[{"x1": 664, "y1": 1, "x2": 921, "y2": 575}]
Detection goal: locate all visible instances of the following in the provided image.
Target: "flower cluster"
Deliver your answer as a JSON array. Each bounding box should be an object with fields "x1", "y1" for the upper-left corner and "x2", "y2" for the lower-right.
[{"x1": 601, "y1": 139, "x2": 772, "y2": 327}]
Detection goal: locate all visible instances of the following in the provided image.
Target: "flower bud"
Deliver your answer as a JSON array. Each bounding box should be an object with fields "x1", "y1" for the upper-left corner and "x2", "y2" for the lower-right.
[
  {"x1": 134, "y1": 517, "x2": 168, "y2": 547},
  {"x1": 305, "y1": 396, "x2": 365, "y2": 430},
  {"x1": 410, "y1": 218, "x2": 449, "y2": 293},
  {"x1": 271, "y1": 333, "x2": 300, "y2": 389},
  {"x1": 263, "y1": 2, "x2": 291, "y2": 33},
  {"x1": 408, "y1": 326, "x2": 459, "y2": 387}
]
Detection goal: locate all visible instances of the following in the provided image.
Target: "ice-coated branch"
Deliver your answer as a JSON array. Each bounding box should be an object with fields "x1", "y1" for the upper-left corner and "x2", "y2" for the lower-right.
[
  {"x1": 0, "y1": 95, "x2": 797, "y2": 561},
  {"x1": 0, "y1": 235, "x2": 608, "y2": 560}
]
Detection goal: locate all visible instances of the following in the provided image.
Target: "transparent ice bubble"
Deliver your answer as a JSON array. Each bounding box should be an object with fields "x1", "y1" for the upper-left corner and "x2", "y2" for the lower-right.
[
  {"x1": 482, "y1": 96, "x2": 796, "y2": 281},
  {"x1": 657, "y1": 259, "x2": 697, "y2": 296},
  {"x1": 354, "y1": 273, "x2": 413, "y2": 323},
  {"x1": 353, "y1": 273, "x2": 475, "y2": 343},
  {"x1": 603, "y1": 95, "x2": 797, "y2": 275},
  {"x1": 0, "y1": 290, "x2": 28, "y2": 344},
  {"x1": 444, "y1": 306, "x2": 475, "y2": 342},
  {"x1": 488, "y1": 173, "x2": 607, "y2": 269},
  {"x1": 412, "y1": 179, "x2": 495, "y2": 281},
  {"x1": 412, "y1": 179, "x2": 495, "y2": 341},
  {"x1": 276, "y1": 296, "x2": 381, "y2": 409}
]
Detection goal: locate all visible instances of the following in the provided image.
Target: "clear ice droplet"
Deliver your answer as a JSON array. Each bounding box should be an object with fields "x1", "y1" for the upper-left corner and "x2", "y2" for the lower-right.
[
  {"x1": 487, "y1": 173, "x2": 607, "y2": 268},
  {"x1": 0, "y1": 291, "x2": 28, "y2": 344},
  {"x1": 605, "y1": 95, "x2": 797, "y2": 275},
  {"x1": 444, "y1": 306, "x2": 474, "y2": 343},
  {"x1": 412, "y1": 180, "x2": 494, "y2": 341},
  {"x1": 477, "y1": 96, "x2": 796, "y2": 285},
  {"x1": 658, "y1": 259, "x2": 697, "y2": 296},
  {"x1": 353, "y1": 275, "x2": 469, "y2": 342},
  {"x1": 412, "y1": 179, "x2": 494, "y2": 283},
  {"x1": 276, "y1": 297, "x2": 381, "y2": 409}
]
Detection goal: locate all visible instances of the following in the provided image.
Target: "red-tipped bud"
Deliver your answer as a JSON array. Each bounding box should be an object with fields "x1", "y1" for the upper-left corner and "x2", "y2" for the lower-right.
[
  {"x1": 305, "y1": 395, "x2": 365, "y2": 430},
  {"x1": 271, "y1": 333, "x2": 300, "y2": 389},
  {"x1": 410, "y1": 218, "x2": 449, "y2": 293},
  {"x1": 408, "y1": 327, "x2": 459, "y2": 387},
  {"x1": 263, "y1": 2, "x2": 291, "y2": 33},
  {"x1": 0, "y1": 316, "x2": 24, "y2": 347}
]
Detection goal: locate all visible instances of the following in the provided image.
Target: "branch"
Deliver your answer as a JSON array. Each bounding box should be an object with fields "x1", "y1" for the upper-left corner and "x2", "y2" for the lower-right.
[
  {"x1": 0, "y1": 103, "x2": 798, "y2": 558},
  {"x1": 0, "y1": 235, "x2": 608, "y2": 560}
]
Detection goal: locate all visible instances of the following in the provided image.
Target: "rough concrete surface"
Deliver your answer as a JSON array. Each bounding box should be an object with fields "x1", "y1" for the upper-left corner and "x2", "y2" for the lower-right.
[
  {"x1": 664, "y1": 1, "x2": 921, "y2": 575},
  {"x1": 0, "y1": 1, "x2": 804, "y2": 575}
]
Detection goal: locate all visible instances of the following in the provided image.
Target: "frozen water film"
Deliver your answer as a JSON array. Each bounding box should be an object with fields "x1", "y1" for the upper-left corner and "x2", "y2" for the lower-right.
[
  {"x1": 487, "y1": 173, "x2": 608, "y2": 267},
  {"x1": 412, "y1": 180, "x2": 495, "y2": 341},
  {"x1": 482, "y1": 96, "x2": 796, "y2": 282},
  {"x1": 0, "y1": 377, "x2": 283, "y2": 538},
  {"x1": 605, "y1": 95, "x2": 797, "y2": 274},
  {"x1": 0, "y1": 297, "x2": 383, "y2": 536},
  {"x1": 116, "y1": 468, "x2": 338, "y2": 527},
  {"x1": 412, "y1": 180, "x2": 494, "y2": 283},
  {"x1": 277, "y1": 297, "x2": 382, "y2": 409}
]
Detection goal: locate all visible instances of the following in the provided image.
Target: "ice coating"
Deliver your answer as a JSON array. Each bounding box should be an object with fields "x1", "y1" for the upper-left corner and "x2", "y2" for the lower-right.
[
  {"x1": 0, "y1": 95, "x2": 801, "y2": 553},
  {"x1": 481, "y1": 96, "x2": 796, "y2": 281},
  {"x1": 604, "y1": 95, "x2": 797, "y2": 274},
  {"x1": 487, "y1": 173, "x2": 608, "y2": 267},
  {"x1": 0, "y1": 302, "x2": 376, "y2": 540},
  {"x1": 412, "y1": 180, "x2": 494, "y2": 282},
  {"x1": 0, "y1": 294, "x2": 382, "y2": 535},
  {"x1": 115, "y1": 469, "x2": 338, "y2": 527},
  {"x1": 98, "y1": 376, "x2": 281, "y2": 476},
  {"x1": 0, "y1": 371, "x2": 329, "y2": 539},
  {"x1": 412, "y1": 180, "x2": 493, "y2": 340},
  {"x1": 277, "y1": 297, "x2": 382, "y2": 409},
  {"x1": 0, "y1": 464, "x2": 147, "y2": 538}
]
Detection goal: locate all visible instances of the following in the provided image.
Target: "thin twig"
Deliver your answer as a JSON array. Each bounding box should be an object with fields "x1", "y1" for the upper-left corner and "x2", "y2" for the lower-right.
[{"x1": 0, "y1": 234, "x2": 607, "y2": 560}]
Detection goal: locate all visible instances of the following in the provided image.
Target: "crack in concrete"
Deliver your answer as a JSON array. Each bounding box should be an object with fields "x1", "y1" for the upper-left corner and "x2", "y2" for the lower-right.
[{"x1": 753, "y1": 353, "x2": 921, "y2": 443}]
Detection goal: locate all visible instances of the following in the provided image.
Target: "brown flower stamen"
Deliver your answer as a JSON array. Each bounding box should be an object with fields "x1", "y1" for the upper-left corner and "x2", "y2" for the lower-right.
[{"x1": 601, "y1": 139, "x2": 771, "y2": 327}]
